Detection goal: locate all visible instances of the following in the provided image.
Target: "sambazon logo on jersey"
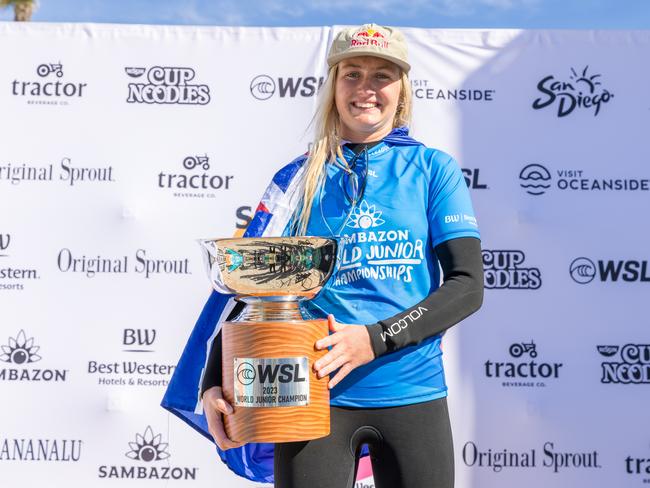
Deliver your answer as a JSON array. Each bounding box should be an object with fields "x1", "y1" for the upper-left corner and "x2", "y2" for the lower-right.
[
  {"x1": 249, "y1": 74, "x2": 325, "y2": 100},
  {"x1": 11, "y1": 62, "x2": 88, "y2": 105},
  {"x1": 484, "y1": 340, "x2": 563, "y2": 387},
  {"x1": 482, "y1": 250, "x2": 541, "y2": 290},
  {"x1": 532, "y1": 66, "x2": 614, "y2": 117},
  {"x1": 0, "y1": 330, "x2": 68, "y2": 382},
  {"x1": 0, "y1": 437, "x2": 82, "y2": 462},
  {"x1": 158, "y1": 154, "x2": 234, "y2": 198},
  {"x1": 462, "y1": 441, "x2": 601, "y2": 473},
  {"x1": 570, "y1": 257, "x2": 650, "y2": 284},
  {"x1": 411, "y1": 79, "x2": 495, "y2": 102},
  {"x1": 519, "y1": 163, "x2": 649, "y2": 195},
  {"x1": 597, "y1": 344, "x2": 650, "y2": 384},
  {"x1": 125, "y1": 66, "x2": 210, "y2": 105},
  {"x1": 98, "y1": 426, "x2": 198, "y2": 480}
]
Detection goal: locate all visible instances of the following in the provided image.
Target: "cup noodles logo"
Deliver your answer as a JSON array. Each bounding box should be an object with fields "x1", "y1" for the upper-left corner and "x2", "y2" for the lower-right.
[{"x1": 351, "y1": 28, "x2": 389, "y2": 49}]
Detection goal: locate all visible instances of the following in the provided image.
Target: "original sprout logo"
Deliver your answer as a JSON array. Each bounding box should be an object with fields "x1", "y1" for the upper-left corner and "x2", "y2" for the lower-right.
[
  {"x1": 519, "y1": 164, "x2": 552, "y2": 195},
  {"x1": 0, "y1": 330, "x2": 41, "y2": 364},
  {"x1": 125, "y1": 66, "x2": 210, "y2": 105},
  {"x1": 570, "y1": 257, "x2": 597, "y2": 284},
  {"x1": 125, "y1": 426, "x2": 169, "y2": 462},
  {"x1": 11, "y1": 62, "x2": 88, "y2": 105},
  {"x1": 236, "y1": 361, "x2": 256, "y2": 385},
  {"x1": 250, "y1": 75, "x2": 276, "y2": 100},
  {"x1": 347, "y1": 201, "x2": 385, "y2": 230},
  {"x1": 598, "y1": 344, "x2": 650, "y2": 384},
  {"x1": 532, "y1": 66, "x2": 614, "y2": 117}
]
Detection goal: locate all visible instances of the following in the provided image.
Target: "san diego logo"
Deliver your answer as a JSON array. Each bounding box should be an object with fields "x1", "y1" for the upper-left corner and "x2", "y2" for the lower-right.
[
  {"x1": 0, "y1": 330, "x2": 68, "y2": 382},
  {"x1": 125, "y1": 66, "x2": 210, "y2": 105},
  {"x1": 532, "y1": 66, "x2": 614, "y2": 117},
  {"x1": 98, "y1": 426, "x2": 198, "y2": 480},
  {"x1": 597, "y1": 344, "x2": 650, "y2": 384}
]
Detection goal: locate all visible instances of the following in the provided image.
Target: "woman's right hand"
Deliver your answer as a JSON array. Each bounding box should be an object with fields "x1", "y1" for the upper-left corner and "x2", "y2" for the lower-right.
[{"x1": 202, "y1": 386, "x2": 245, "y2": 450}]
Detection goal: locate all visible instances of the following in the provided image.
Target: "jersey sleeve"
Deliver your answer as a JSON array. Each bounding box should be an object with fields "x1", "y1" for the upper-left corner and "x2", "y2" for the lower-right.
[{"x1": 426, "y1": 150, "x2": 480, "y2": 247}]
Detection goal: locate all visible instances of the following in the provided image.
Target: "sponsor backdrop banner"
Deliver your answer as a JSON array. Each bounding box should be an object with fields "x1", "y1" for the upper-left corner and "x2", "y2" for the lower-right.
[{"x1": 0, "y1": 23, "x2": 648, "y2": 488}]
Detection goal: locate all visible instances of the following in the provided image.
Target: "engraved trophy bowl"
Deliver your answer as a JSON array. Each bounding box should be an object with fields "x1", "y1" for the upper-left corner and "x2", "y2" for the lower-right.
[{"x1": 198, "y1": 236, "x2": 337, "y2": 443}]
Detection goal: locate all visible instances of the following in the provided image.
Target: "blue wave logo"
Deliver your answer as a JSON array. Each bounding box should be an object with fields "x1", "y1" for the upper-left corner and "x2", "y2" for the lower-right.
[{"x1": 519, "y1": 164, "x2": 552, "y2": 195}]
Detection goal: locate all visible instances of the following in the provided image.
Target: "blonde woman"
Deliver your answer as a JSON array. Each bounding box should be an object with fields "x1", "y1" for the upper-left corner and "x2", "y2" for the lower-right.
[{"x1": 167, "y1": 23, "x2": 484, "y2": 488}]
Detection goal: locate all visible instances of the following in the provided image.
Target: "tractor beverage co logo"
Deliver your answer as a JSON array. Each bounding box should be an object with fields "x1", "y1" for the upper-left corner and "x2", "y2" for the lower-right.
[
  {"x1": 0, "y1": 233, "x2": 40, "y2": 291},
  {"x1": 250, "y1": 74, "x2": 325, "y2": 100},
  {"x1": 462, "y1": 441, "x2": 601, "y2": 473},
  {"x1": 11, "y1": 62, "x2": 87, "y2": 105},
  {"x1": 56, "y1": 247, "x2": 190, "y2": 279},
  {"x1": 411, "y1": 79, "x2": 496, "y2": 103},
  {"x1": 98, "y1": 426, "x2": 198, "y2": 480},
  {"x1": 87, "y1": 329, "x2": 174, "y2": 388},
  {"x1": 532, "y1": 66, "x2": 614, "y2": 117},
  {"x1": 0, "y1": 157, "x2": 115, "y2": 187},
  {"x1": 0, "y1": 330, "x2": 68, "y2": 382},
  {"x1": 125, "y1": 66, "x2": 210, "y2": 105},
  {"x1": 482, "y1": 250, "x2": 541, "y2": 290},
  {"x1": 626, "y1": 443, "x2": 650, "y2": 483},
  {"x1": 597, "y1": 344, "x2": 650, "y2": 384},
  {"x1": 569, "y1": 257, "x2": 650, "y2": 284},
  {"x1": 158, "y1": 154, "x2": 234, "y2": 198},
  {"x1": 484, "y1": 340, "x2": 563, "y2": 387},
  {"x1": 519, "y1": 164, "x2": 649, "y2": 196}
]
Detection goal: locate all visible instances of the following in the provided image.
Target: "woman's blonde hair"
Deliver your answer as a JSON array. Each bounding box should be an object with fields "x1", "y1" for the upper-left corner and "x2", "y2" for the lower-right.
[{"x1": 292, "y1": 64, "x2": 412, "y2": 236}]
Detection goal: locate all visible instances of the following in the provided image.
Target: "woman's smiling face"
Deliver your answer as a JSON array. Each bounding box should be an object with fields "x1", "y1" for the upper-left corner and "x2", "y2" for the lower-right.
[{"x1": 334, "y1": 56, "x2": 402, "y2": 143}]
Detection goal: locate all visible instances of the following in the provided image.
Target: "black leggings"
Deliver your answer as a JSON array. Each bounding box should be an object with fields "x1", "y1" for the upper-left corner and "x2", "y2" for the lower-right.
[{"x1": 274, "y1": 397, "x2": 454, "y2": 488}]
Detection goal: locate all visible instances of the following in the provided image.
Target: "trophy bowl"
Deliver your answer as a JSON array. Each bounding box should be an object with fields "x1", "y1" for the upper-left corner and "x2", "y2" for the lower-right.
[{"x1": 198, "y1": 236, "x2": 337, "y2": 443}]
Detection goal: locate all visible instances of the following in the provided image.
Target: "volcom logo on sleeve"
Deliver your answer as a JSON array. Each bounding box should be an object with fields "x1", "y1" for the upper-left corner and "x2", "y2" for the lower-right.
[{"x1": 380, "y1": 306, "x2": 428, "y2": 341}]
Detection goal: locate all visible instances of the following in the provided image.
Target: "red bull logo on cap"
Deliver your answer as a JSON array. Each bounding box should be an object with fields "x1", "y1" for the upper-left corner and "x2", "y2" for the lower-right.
[{"x1": 351, "y1": 28, "x2": 389, "y2": 49}]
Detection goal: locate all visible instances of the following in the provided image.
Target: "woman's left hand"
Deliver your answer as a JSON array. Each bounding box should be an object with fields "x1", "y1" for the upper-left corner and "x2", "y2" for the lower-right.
[{"x1": 313, "y1": 314, "x2": 375, "y2": 389}]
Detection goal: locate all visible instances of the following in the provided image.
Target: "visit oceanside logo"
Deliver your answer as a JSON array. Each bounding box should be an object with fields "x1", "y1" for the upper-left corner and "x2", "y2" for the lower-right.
[
  {"x1": 125, "y1": 66, "x2": 210, "y2": 105},
  {"x1": 519, "y1": 163, "x2": 649, "y2": 196},
  {"x1": 532, "y1": 66, "x2": 614, "y2": 117},
  {"x1": 411, "y1": 79, "x2": 495, "y2": 103},
  {"x1": 249, "y1": 74, "x2": 325, "y2": 100},
  {"x1": 0, "y1": 330, "x2": 68, "y2": 382},
  {"x1": 11, "y1": 62, "x2": 88, "y2": 106},
  {"x1": 98, "y1": 426, "x2": 198, "y2": 480},
  {"x1": 597, "y1": 344, "x2": 650, "y2": 384},
  {"x1": 484, "y1": 340, "x2": 563, "y2": 387}
]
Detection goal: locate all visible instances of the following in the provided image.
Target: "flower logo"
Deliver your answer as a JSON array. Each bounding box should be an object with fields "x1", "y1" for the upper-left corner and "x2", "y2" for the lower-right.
[
  {"x1": 0, "y1": 330, "x2": 41, "y2": 364},
  {"x1": 125, "y1": 426, "x2": 170, "y2": 462},
  {"x1": 347, "y1": 201, "x2": 385, "y2": 229}
]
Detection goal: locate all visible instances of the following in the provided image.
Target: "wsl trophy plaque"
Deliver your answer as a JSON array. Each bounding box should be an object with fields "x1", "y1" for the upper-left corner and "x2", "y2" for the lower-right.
[{"x1": 199, "y1": 237, "x2": 337, "y2": 443}]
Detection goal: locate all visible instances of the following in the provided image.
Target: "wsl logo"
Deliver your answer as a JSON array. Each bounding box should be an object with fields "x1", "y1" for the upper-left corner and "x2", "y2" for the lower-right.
[
  {"x1": 570, "y1": 257, "x2": 650, "y2": 284},
  {"x1": 11, "y1": 62, "x2": 88, "y2": 105},
  {"x1": 519, "y1": 164, "x2": 551, "y2": 195},
  {"x1": 462, "y1": 168, "x2": 488, "y2": 189},
  {"x1": 250, "y1": 74, "x2": 325, "y2": 100},
  {"x1": 0, "y1": 330, "x2": 68, "y2": 382},
  {"x1": 236, "y1": 361, "x2": 256, "y2": 385},
  {"x1": 484, "y1": 340, "x2": 563, "y2": 387},
  {"x1": 597, "y1": 344, "x2": 650, "y2": 384},
  {"x1": 532, "y1": 66, "x2": 614, "y2": 117},
  {"x1": 158, "y1": 154, "x2": 234, "y2": 198},
  {"x1": 125, "y1": 66, "x2": 210, "y2": 105},
  {"x1": 98, "y1": 426, "x2": 198, "y2": 480},
  {"x1": 482, "y1": 250, "x2": 542, "y2": 290}
]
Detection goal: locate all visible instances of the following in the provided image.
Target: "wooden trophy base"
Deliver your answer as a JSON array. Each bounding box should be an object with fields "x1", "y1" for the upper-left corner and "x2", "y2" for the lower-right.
[{"x1": 221, "y1": 319, "x2": 330, "y2": 443}]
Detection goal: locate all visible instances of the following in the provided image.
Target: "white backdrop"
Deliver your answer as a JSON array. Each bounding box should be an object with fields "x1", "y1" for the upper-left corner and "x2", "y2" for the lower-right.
[{"x1": 1, "y1": 23, "x2": 649, "y2": 488}]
